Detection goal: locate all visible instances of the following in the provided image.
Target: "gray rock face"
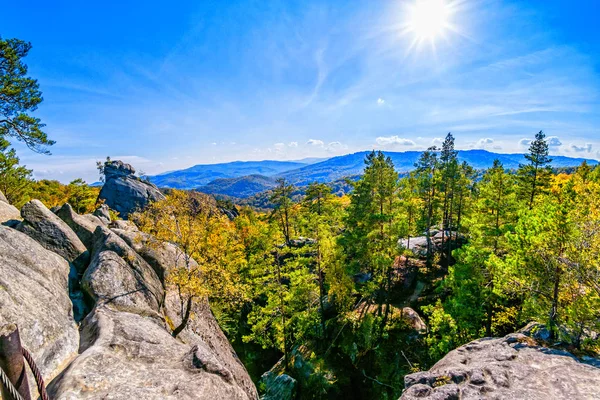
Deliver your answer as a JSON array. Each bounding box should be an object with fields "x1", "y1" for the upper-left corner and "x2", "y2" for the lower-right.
[
  {"x1": 17, "y1": 200, "x2": 90, "y2": 272},
  {"x1": 164, "y1": 293, "x2": 259, "y2": 400},
  {"x1": 48, "y1": 223, "x2": 258, "y2": 399},
  {"x1": 47, "y1": 306, "x2": 255, "y2": 400},
  {"x1": 98, "y1": 160, "x2": 165, "y2": 219},
  {"x1": 109, "y1": 219, "x2": 139, "y2": 231},
  {"x1": 56, "y1": 203, "x2": 106, "y2": 250},
  {"x1": 401, "y1": 307, "x2": 427, "y2": 332},
  {"x1": 0, "y1": 200, "x2": 21, "y2": 227},
  {"x1": 112, "y1": 228, "x2": 194, "y2": 283},
  {"x1": 400, "y1": 332, "x2": 600, "y2": 400},
  {"x1": 399, "y1": 231, "x2": 465, "y2": 257},
  {"x1": 0, "y1": 189, "x2": 8, "y2": 204},
  {"x1": 0, "y1": 226, "x2": 79, "y2": 394},
  {"x1": 83, "y1": 226, "x2": 164, "y2": 317},
  {"x1": 93, "y1": 203, "x2": 111, "y2": 224}
]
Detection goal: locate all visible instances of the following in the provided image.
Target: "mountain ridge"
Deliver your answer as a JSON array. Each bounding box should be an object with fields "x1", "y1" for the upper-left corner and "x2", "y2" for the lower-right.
[{"x1": 150, "y1": 149, "x2": 598, "y2": 197}]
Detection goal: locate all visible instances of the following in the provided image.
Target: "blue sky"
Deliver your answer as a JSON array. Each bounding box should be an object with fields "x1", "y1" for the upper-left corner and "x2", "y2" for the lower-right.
[{"x1": 3, "y1": 0, "x2": 600, "y2": 182}]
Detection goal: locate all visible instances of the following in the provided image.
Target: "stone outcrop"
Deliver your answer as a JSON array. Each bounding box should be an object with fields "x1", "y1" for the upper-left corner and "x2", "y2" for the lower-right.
[
  {"x1": 2, "y1": 195, "x2": 258, "y2": 399},
  {"x1": 98, "y1": 160, "x2": 165, "y2": 219},
  {"x1": 17, "y1": 199, "x2": 90, "y2": 272},
  {"x1": 0, "y1": 192, "x2": 21, "y2": 227},
  {"x1": 47, "y1": 306, "x2": 255, "y2": 400},
  {"x1": 0, "y1": 226, "x2": 79, "y2": 394},
  {"x1": 56, "y1": 203, "x2": 106, "y2": 250},
  {"x1": 164, "y1": 292, "x2": 259, "y2": 399},
  {"x1": 112, "y1": 228, "x2": 192, "y2": 284},
  {"x1": 48, "y1": 223, "x2": 258, "y2": 399},
  {"x1": 82, "y1": 226, "x2": 164, "y2": 317},
  {"x1": 399, "y1": 230, "x2": 465, "y2": 258},
  {"x1": 93, "y1": 203, "x2": 111, "y2": 224},
  {"x1": 400, "y1": 330, "x2": 600, "y2": 400}
]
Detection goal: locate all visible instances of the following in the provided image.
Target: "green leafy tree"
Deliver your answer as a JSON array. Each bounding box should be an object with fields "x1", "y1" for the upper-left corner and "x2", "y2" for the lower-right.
[
  {"x1": 67, "y1": 178, "x2": 100, "y2": 214},
  {"x1": 1, "y1": 37, "x2": 53, "y2": 153}
]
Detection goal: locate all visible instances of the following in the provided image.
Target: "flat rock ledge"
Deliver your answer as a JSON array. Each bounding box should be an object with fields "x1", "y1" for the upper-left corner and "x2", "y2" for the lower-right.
[{"x1": 400, "y1": 332, "x2": 600, "y2": 400}]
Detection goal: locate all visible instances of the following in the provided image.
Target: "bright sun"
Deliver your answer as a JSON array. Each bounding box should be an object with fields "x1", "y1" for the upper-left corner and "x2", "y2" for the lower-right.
[{"x1": 405, "y1": 0, "x2": 455, "y2": 46}]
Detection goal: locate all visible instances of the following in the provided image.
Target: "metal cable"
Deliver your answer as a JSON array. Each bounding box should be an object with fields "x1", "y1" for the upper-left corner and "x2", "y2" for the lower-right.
[
  {"x1": 22, "y1": 348, "x2": 49, "y2": 400},
  {"x1": 0, "y1": 365, "x2": 25, "y2": 400}
]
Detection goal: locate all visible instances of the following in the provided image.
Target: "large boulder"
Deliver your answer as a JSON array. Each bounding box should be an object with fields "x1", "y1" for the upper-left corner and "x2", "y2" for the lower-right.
[
  {"x1": 47, "y1": 306, "x2": 256, "y2": 400},
  {"x1": 0, "y1": 189, "x2": 8, "y2": 204},
  {"x1": 0, "y1": 198, "x2": 21, "y2": 227},
  {"x1": 98, "y1": 160, "x2": 165, "y2": 219},
  {"x1": 400, "y1": 331, "x2": 600, "y2": 400},
  {"x1": 164, "y1": 292, "x2": 259, "y2": 399},
  {"x1": 0, "y1": 226, "x2": 79, "y2": 393},
  {"x1": 399, "y1": 231, "x2": 465, "y2": 258},
  {"x1": 17, "y1": 199, "x2": 90, "y2": 272},
  {"x1": 112, "y1": 228, "x2": 194, "y2": 283},
  {"x1": 56, "y1": 203, "x2": 106, "y2": 250},
  {"x1": 82, "y1": 226, "x2": 164, "y2": 317},
  {"x1": 93, "y1": 203, "x2": 112, "y2": 224}
]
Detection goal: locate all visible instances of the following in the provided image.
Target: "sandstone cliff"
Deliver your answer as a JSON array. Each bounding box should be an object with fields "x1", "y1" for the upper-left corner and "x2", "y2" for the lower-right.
[{"x1": 0, "y1": 189, "x2": 257, "y2": 399}]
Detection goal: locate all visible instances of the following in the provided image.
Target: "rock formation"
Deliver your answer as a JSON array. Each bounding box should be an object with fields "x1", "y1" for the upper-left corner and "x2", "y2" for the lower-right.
[
  {"x1": 98, "y1": 160, "x2": 165, "y2": 218},
  {"x1": 0, "y1": 189, "x2": 21, "y2": 227},
  {"x1": 0, "y1": 193, "x2": 257, "y2": 398},
  {"x1": 82, "y1": 225, "x2": 165, "y2": 317},
  {"x1": 400, "y1": 330, "x2": 600, "y2": 400},
  {"x1": 56, "y1": 202, "x2": 106, "y2": 249},
  {"x1": 0, "y1": 226, "x2": 79, "y2": 395},
  {"x1": 17, "y1": 199, "x2": 90, "y2": 272},
  {"x1": 399, "y1": 230, "x2": 465, "y2": 257}
]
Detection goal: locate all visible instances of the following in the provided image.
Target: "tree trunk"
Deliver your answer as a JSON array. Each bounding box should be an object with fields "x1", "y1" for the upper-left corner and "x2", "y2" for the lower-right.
[
  {"x1": 549, "y1": 262, "x2": 561, "y2": 340},
  {"x1": 172, "y1": 295, "x2": 193, "y2": 338}
]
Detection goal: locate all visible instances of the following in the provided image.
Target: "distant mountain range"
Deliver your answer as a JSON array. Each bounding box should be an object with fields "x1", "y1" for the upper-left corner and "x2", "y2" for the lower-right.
[
  {"x1": 149, "y1": 159, "x2": 315, "y2": 189},
  {"x1": 148, "y1": 150, "x2": 598, "y2": 198}
]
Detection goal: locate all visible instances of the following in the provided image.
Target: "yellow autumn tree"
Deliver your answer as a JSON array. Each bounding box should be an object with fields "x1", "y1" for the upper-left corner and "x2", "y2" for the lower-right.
[{"x1": 134, "y1": 190, "x2": 248, "y2": 337}]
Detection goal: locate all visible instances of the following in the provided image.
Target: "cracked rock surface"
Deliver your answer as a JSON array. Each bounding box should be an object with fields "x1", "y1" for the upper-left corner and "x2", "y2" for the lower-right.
[{"x1": 400, "y1": 333, "x2": 600, "y2": 400}]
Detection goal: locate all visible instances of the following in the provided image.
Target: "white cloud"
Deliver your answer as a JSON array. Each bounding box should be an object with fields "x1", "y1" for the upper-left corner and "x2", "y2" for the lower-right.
[
  {"x1": 326, "y1": 141, "x2": 347, "y2": 153},
  {"x1": 377, "y1": 98, "x2": 385, "y2": 105},
  {"x1": 570, "y1": 143, "x2": 593, "y2": 153},
  {"x1": 211, "y1": 142, "x2": 217, "y2": 145},
  {"x1": 432, "y1": 137, "x2": 444, "y2": 145},
  {"x1": 307, "y1": 139, "x2": 325, "y2": 146},
  {"x1": 288, "y1": 142, "x2": 298, "y2": 147},
  {"x1": 475, "y1": 138, "x2": 494, "y2": 149},
  {"x1": 547, "y1": 136, "x2": 562, "y2": 147},
  {"x1": 273, "y1": 142, "x2": 286, "y2": 150},
  {"x1": 375, "y1": 136, "x2": 416, "y2": 147},
  {"x1": 519, "y1": 138, "x2": 532, "y2": 147}
]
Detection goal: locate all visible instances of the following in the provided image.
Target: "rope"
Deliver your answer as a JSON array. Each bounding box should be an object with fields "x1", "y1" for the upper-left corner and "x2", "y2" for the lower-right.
[
  {"x1": 0, "y1": 365, "x2": 25, "y2": 400},
  {"x1": 22, "y1": 347, "x2": 49, "y2": 400}
]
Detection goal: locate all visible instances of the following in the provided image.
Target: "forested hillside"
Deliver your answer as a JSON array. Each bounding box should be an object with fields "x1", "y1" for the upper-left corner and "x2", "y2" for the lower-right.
[{"x1": 130, "y1": 132, "x2": 600, "y2": 399}]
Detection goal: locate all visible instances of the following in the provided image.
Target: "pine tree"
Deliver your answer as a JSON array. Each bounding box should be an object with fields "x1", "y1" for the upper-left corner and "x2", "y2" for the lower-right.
[
  {"x1": 414, "y1": 146, "x2": 439, "y2": 265},
  {"x1": 1, "y1": 37, "x2": 53, "y2": 153},
  {"x1": 270, "y1": 178, "x2": 295, "y2": 245},
  {"x1": 0, "y1": 137, "x2": 32, "y2": 206},
  {"x1": 518, "y1": 131, "x2": 552, "y2": 209},
  {"x1": 438, "y1": 133, "x2": 459, "y2": 270},
  {"x1": 342, "y1": 151, "x2": 399, "y2": 324}
]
